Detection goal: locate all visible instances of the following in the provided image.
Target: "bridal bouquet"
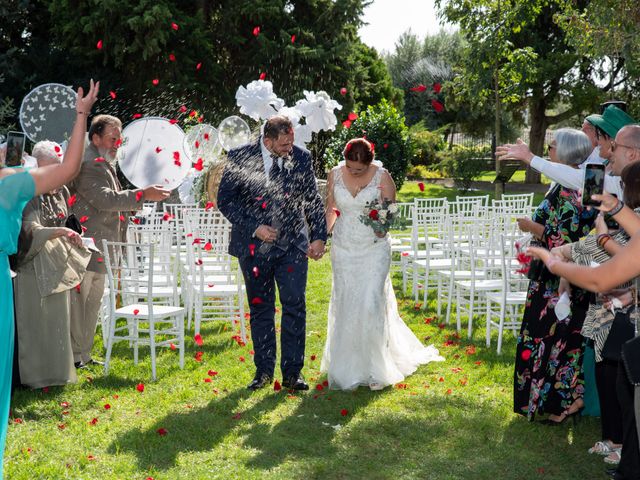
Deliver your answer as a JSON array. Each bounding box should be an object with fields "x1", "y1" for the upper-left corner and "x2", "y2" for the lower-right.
[{"x1": 359, "y1": 199, "x2": 407, "y2": 236}]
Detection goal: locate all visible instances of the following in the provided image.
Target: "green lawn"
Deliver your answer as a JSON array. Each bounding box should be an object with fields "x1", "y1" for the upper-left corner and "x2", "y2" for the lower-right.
[{"x1": 6, "y1": 182, "x2": 603, "y2": 480}]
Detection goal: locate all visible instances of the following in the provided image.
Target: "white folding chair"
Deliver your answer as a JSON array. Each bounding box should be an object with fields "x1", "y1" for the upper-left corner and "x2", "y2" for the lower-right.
[
  {"x1": 102, "y1": 241, "x2": 185, "y2": 380},
  {"x1": 484, "y1": 234, "x2": 528, "y2": 354}
]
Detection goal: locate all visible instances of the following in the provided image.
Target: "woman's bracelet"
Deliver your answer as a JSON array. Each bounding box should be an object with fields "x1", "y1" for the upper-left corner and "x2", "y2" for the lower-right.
[
  {"x1": 76, "y1": 111, "x2": 89, "y2": 116},
  {"x1": 609, "y1": 199, "x2": 624, "y2": 216},
  {"x1": 597, "y1": 233, "x2": 612, "y2": 248}
]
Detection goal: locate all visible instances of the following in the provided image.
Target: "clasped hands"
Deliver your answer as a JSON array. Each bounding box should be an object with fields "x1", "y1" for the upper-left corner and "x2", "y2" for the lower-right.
[{"x1": 255, "y1": 224, "x2": 325, "y2": 260}]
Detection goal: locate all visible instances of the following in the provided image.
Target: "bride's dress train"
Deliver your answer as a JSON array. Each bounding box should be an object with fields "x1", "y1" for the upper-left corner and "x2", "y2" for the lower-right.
[{"x1": 321, "y1": 165, "x2": 443, "y2": 390}]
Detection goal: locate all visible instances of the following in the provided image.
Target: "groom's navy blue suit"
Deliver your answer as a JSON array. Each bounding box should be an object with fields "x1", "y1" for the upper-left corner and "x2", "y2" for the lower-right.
[{"x1": 217, "y1": 138, "x2": 326, "y2": 379}]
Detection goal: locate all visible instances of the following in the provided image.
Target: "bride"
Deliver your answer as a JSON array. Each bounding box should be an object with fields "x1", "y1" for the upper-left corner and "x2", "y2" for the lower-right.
[{"x1": 321, "y1": 138, "x2": 443, "y2": 390}]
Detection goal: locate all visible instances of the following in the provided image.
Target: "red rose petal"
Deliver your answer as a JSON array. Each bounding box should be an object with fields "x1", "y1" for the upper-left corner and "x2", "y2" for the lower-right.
[
  {"x1": 157, "y1": 427, "x2": 168, "y2": 435},
  {"x1": 133, "y1": 309, "x2": 139, "y2": 315},
  {"x1": 104, "y1": 403, "x2": 111, "y2": 410},
  {"x1": 291, "y1": 34, "x2": 296, "y2": 43},
  {"x1": 332, "y1": 208, "x2": 341, "y2": 217},
  {"x1": 204, "y1": 378, "x2": 212, "y2": 383},
  {"x1": 193, "y1": 158, "x2": 204, "y2": 171},
  {"x1": 249, "y1": 244, "x2": 256, "y2": 256},
  {"x1": 108, "y1": 90, "x2": 117, "y2": 100},
  {"x1": 136, "y1": 191, "x2": 143, "y2": 202},
  {"x1": 152, "y1": 79, "x2": 159, "y2": 86},
  {"x1": 169, "y1": 118, "x2": 178, "y2": 124},
  {"x1": 431, "y1": 99, "x2": 444, "y2": 113},
  {"x1": 521, "y1": 349, "x2": 532, "y2": 361},
  {"x1": 196, "y1": 62, "x2": 202, "y2": 70},
  {"x1": 170, "y1": 343, "x2": 176, "y2": 350},
  {"x1": 132, "y1": 113, "x2": 142, "y2": 119},
  {"x1": 204, "y1": 242, "x2": 213, "y2": 251},
  {"x1": 340, "y1": 87, "x2": 347, "y2": 96},
  {"x1": 410, "y1": 84, "x2": 427, "y2": 92},
  {"x1": 347, "y1": 112, "x2": 358, "y2": 121},
  {"x1": 251, "y1": 297, "x2": 263, "y2": 305},
  {"x1": 310, "y1": 354, "x2": 317, "y2": 361},
  {"x1": 252, "y1": 26, "x2": 260, "y2": 36},
  {"x1": 205, "y1": 201, "x2": 215, "y2": 210},
  {"x1": 342, "y1": 120, "x2": 351, "y2": 128},
  {"x1": 194, "y1": 333, "x2": 204, "y2": 346},
  {"x1": 315, "y1": 384, "x2": 324, "y2": 391},
  {"x1": 67, "y1": 194, "x2": 77, "y2": 207},
  {"x1": 136, "y1": 383, "x2": 145, "y2": 392},
  {"x1": 171, "y1": 22, "x2": 179, "y2": 31},
  {"x1": 433, "y1": 82, "x2": 442, "y2": 94},
  {"x1": 259, "y1": 72, "x2": 266, "y2": 80},
  {"x1": 446, "y1": 388, "x2": 452, "y2": 395},
  {"x1": 74, "y1": 284, "x2": 81, "y2": 293},
  {"x1": 79, "y1": 216, "x2": 89, "y2": 223},
  {"x1": 239, "y1": 356, "x2": 245, "y2": 362},
  {"x1": 252, "y1": 266, "x2": 259, "y2": 278},
  {"x1": 340, "y1": 409, "x2": 348, "y2": 416},
  {"x1": 96, "y1": 39, "x2": 103, "y2": 50},
  {"x1": 274, "y1": 380, "x2": 282, "y2": 391},
  {"x1": 90, "y1": 417, "x2": 98, "y2": 425},
  {"x1": 194, "y1": 351, "x2": 204, "y2": 361},
  {"x1": 418, "y1": 182, "x2": 425, "y2": 192},
  {"x1": 94, "y1": 156, "x2": 105, "y2": 162},
  {"x1": 207, "y1": 370, "x2": 218, "y2": 377},
  {"x1": 169, "y1": 53, "x2": 176, "y2": 62},
  {"x1": 58, "y1": 423, "x2": 66, "y2": 430}
]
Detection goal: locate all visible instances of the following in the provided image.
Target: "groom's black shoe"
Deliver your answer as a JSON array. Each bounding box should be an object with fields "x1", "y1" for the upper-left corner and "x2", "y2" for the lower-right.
[
  {"x1": 247, "y1": 372, "x2": 273, "y2": 391},
  {"x1": 282, "y1": 374, "x2": 309, "y2": 391}
]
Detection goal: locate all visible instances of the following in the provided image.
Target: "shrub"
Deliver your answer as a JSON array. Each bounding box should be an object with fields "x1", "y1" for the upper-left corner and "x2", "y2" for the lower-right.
[
  {"x1": 324, "y1": 100, "x2": 411, "y2": 189},
  {"x1": 408, "y1": 125, "x2": 447, "y2": 167},
  {"x1": 436, "y1": 145, "x2": 491, "y2": 191},
  {"x1": 406, "y1": 165, "x2": 444, "y2": 180}
]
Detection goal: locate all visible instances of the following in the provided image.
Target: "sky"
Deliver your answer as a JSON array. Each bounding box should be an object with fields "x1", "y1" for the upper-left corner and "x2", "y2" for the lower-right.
[{"x1": 358, "y1": 0, "x2": 455, "y2": 54}]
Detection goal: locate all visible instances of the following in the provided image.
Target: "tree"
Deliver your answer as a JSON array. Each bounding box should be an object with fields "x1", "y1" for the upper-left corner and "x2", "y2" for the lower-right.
[
  {"x1": 3, "y1": 0, "x2": 397, "y2": 133},
  {"x1": 438, "y1": 0, "x2": 609, "y2": 182}
]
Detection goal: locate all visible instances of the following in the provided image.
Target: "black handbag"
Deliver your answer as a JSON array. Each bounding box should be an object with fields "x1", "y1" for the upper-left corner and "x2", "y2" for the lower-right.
[
  {"x1": 65, "y1": 213, "x2": 83, "y2": 235},
  {"x1": 601, "y1": 308, "x2": 636, "y2": 362},
  {"x1": 621, "y1": 282, "x2": 640, "y2": 384}
]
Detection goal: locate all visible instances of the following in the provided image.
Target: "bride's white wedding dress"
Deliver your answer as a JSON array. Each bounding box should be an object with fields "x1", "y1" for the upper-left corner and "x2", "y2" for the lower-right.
[{"x1": 321, "y1": 165, "x2": 444, "y2": 390}]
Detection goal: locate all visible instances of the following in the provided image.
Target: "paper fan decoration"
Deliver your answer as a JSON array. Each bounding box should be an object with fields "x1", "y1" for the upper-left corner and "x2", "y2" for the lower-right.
[{"x1": 19, "y1": 83, "x2": 76, "y2": 143}]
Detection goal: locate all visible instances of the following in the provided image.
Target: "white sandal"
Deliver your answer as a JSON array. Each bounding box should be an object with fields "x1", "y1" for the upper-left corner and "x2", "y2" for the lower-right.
[
  {"x1": 588, "y1": 440, "x2": 617, "y2": 455},
  {"x1": 603, "y1": 448, "x2": 622, "y2": 465}
]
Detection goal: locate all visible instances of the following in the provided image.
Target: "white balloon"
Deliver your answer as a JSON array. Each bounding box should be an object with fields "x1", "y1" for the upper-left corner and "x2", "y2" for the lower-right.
[
  {"x1": 183, "y1": 124, "x2": 222, "y2": 165},
  {"x1": 218, "y1": 116, "x2": 251, "y2": 151},
  {"x1": 19, "y1": 83, "x2": 76, "y2": 143},
  {"x1": 118, "y1": 117, "x2": 190, "y2": 190}
]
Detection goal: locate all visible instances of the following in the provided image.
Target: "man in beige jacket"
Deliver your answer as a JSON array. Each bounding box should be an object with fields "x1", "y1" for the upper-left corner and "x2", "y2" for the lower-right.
[{"x1": 68, "y1": 114, "x2": 169, "y2": 367}]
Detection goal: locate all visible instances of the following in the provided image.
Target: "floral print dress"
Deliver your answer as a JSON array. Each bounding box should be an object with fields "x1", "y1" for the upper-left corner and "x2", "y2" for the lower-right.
[{"x1": 514, "y1": 184, "x2": 597, "y2": 420}]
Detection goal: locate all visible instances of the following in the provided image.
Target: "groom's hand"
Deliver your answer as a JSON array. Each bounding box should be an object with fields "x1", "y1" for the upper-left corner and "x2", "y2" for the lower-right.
[
  {"x1": 308, "y1": 240, "x2": 325, "y2": 261},
  {"x1": 255, "y1": 225, "x2": 278, "y2": 243}
]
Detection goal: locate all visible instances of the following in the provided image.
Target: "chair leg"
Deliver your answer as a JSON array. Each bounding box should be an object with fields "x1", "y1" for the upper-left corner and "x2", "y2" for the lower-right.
[
  {"x1": 445, "y1": 279, "x2": 454, "y2": 324},
  {"x1": 467, "y1": 287, "x2": 475, "y2": 339},
  {"x1": 104, "y1": 313, "x2": 116, "y2": 376},
  {"x1": 402, "y1": 257, "x2": 408, "y2": 293},
  {"x1": 436, "y1": 275, "x2": 443, "y2": 317},
  {"x1": 178, "y1": 313, "x2": 185, "y2": 369},
  {"x1": 497, "y1": 302, "x2": 506, "y2": 354},
  {"x1": 133, "y1": 319, "x2": 139, "y2": 365},
  {"x1": 456, "y1": 288, "x2": 462, "y2": 333},
  {"x1": 486, "y1": 301, "x2": 492, "y2": 348},
  {"x1": 149, "y1": 317, "x2": 156, "y2": 381}
]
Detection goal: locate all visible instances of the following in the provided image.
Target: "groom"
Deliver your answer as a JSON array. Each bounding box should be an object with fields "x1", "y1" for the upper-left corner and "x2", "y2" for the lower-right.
[{"x1": 217, "y1": 115, "x2": 327, "y2": 391}]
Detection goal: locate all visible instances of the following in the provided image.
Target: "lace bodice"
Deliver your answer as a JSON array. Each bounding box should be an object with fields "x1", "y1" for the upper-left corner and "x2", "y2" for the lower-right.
[{"x1": 331, "y1": 165, "x2": 387, "y2": 250}]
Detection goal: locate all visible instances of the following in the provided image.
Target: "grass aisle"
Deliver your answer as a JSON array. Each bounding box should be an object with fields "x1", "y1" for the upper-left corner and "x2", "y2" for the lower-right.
[{"x1": 6, "y1": 183, "x2": 603, "y2": 480}]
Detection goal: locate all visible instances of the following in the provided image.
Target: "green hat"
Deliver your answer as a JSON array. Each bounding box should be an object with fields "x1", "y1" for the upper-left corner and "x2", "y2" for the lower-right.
[{"x1": 586, "y1": 105, "x2": 636, "y2": 138}]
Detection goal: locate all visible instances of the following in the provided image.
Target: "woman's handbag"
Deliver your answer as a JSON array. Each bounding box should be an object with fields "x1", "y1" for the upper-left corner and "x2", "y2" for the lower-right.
[
  {"x1": 621, "y1": 280, "x2": 640, "y2": 385},
  {"x1": 64, "y1": 213, "x2": 83, "y2": 235},
  {"x1": 601, "y1": 308, "x2": 636, "y2": 362}
]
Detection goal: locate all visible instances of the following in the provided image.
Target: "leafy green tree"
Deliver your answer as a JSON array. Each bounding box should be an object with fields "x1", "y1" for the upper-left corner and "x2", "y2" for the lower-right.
[{"x1": 438, "y1": 0, "x2": 611, "y2": 182}]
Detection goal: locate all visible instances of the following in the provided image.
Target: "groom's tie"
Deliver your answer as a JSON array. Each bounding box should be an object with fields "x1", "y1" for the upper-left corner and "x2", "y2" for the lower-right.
[{"x1": 269, "y1": 154, "x2": 282, "y2": 184}]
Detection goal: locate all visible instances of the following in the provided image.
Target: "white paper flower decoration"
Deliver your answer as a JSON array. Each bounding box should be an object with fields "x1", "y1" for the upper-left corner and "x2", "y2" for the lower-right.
[
  {"x1": 235, "y1": 80, "x2": 285, "y2": 121},
  {"x1": 295, "y1": 90, "x2": 343, "y2": 133}
]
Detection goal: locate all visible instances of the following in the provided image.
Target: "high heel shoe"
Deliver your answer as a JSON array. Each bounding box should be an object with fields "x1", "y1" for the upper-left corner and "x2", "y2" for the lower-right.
[{"x1": 540, "y1": 410, "x2": 581, "y2": 426}]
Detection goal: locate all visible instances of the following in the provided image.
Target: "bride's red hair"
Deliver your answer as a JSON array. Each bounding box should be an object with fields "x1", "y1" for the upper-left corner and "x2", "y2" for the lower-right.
[{"x1": 343, "y1": 138, "x2": 374, "y2": 165}]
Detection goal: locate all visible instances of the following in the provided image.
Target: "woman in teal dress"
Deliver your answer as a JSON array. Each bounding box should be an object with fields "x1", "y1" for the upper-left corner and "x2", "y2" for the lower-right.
[{"x1": 0, "y1": 80, "x2": 99, "y2": 478}]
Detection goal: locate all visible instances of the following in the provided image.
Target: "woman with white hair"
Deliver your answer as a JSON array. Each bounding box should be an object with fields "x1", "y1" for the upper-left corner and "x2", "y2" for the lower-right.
[
  {"x1": 512, "y1": 128, "x2": 598, "y2": 424},
  {"x1": 12, "y1": 140, "x2": 91, "y2": 389}
]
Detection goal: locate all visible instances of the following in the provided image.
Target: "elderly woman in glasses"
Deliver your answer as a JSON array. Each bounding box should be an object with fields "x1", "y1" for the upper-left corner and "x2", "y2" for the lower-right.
[{"x1": 507, "y1": 128, "x2": 598, "y2": 424}]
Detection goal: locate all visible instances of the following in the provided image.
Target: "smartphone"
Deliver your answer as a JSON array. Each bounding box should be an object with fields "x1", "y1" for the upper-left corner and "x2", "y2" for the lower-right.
[
  {"x1": 5, "y1": 131, "x2": 26, "y2": 167},
  {"x1": 582, "y1": 163, "x2": 606, "y2": 206}
]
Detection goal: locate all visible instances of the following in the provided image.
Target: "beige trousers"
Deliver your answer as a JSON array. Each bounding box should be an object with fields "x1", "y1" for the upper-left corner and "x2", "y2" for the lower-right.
[{"x1": 69, "y1": 271, "x2": 105, "y2": 364}]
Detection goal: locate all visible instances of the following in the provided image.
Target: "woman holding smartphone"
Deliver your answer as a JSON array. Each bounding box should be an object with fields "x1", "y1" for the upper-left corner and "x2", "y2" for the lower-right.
[
  {"x1": 510, "y1": 129, "x2": 598, "y2": 424},
  {"x1": 0, "y1": 79, "x2": 99, "y2": 478}
]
